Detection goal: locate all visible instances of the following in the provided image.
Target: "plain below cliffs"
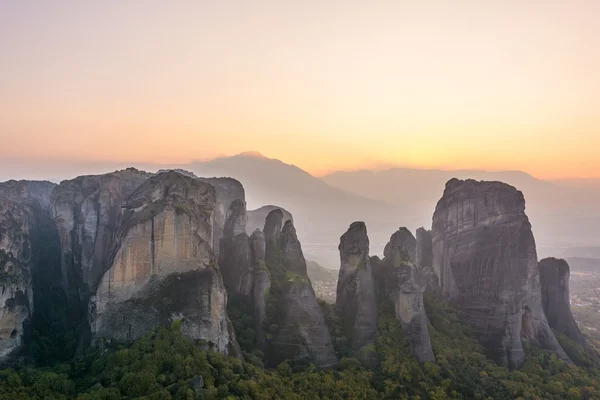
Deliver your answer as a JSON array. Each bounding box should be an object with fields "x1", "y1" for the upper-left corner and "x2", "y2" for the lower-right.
[
  {"x1": 431, "y1": 178, "x2": 569, "y2": 368},
  {"x1": 263, "y1": 209, "x2": 337, "y2": 367},
  {"x1": 539, "y1": 257, "x2": 599, "y2": 363},
  {"x1": 0, "y1": 180, "x2": 57, "y2": 362},
  {"x1": 336, "y1": 222, "x2": 378, "y2": 366},
  {"x1": 372, "y1": 227, "x2": 435, "y2": 363}
]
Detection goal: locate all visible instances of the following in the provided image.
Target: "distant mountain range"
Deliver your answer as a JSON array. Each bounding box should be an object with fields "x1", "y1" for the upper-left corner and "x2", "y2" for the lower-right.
[{"x1": 3, "y1": 152, "x2": 599, "y2": 265}]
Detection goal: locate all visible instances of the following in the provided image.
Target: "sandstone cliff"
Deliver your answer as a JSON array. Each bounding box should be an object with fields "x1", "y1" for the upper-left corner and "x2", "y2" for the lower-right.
[
  {"x1": 51, "y1": 168, "x2": 152, "y2": 302},
  {"x1": 539, "y1": 257, "x2": 598, "y2": 363},
  {"x1": 0, "y1": 180, "x2": 56, "y2": 361},
  {"x1": 91, "y1": 171, "x2": 240, "y2": 355},
  {"x1": 415, "y1": 228, "x2": 438, "y2": 292},
  {"x1": 432, "y1": 178, "x2": 569, "y2": 368},
  {"x1": 373, "y1": 228, "x2": 435, "y2": 363},
  {"x1": 263, "y1": 209, "x2": 337, "y2": 367},
  {"x1": 250, "y1": 229, "x2": 270, "y2": 346},
  {"x1": 336, "y1": 222, "x2": 378, "y2": 365}
]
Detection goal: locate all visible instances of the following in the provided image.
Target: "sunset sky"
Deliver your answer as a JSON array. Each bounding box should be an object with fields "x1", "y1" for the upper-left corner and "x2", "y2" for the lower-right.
[{"x1": 1, "y1": 1, "x2": 599, "y2": 179}]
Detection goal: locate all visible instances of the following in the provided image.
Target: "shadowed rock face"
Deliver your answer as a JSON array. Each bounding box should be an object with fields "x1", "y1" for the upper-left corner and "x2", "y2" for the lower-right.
[
  {"x1": 0, "y1": 180, "x2": 57, "y2": 361},
  {"x1": 336, "y1": 222, "x2": 378, "y2": 365},
  {"x1": 246, "y1": 205, "x2": 293, "y2": 236},
  {"x1": 219, "y1": 200, "x2": 254, "y2": 296},
  {"x1": 263, "y1": 209, "x2": 337, "y2": 367},
  {"x1": 374, "y1": 228, "x2": 435, "y2": 363},
  {"x1": 415, "y1": 228, "x2": 438, "y2": 292},
  {"x1": 198, "y1": 178, "x2": 245, "y2": 253},
  {"x1": 432, "y1": 178, "x2": 569, "y2": 368},
  {"x1": 384, "y1": 227, "x2": 416, "y2": 261},
  {"x1": 539, "y1": 258, "x2": 598, "y2": 362},
  {"x1": 51, "y1": 168, "x2": 152, "y2": 300}
]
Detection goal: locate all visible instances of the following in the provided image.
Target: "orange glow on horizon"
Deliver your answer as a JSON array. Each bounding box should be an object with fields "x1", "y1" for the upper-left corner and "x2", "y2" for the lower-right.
[{"x1": 1, "y1": 1, "x2": 599, "y2": 180}]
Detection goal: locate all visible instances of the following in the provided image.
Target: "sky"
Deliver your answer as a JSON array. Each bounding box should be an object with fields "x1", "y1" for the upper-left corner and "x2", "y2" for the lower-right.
[{"x1": 1, "y1": 1, "x2": 599, "y2": 179}]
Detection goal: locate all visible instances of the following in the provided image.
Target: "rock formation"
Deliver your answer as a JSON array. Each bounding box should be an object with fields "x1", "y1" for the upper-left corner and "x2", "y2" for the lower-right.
[
  {"x1": 0, "y1": 180, "x2": 57, "y2": 361},
  {"x1": 263, "y1": 209, "x2": 337, "y2": 367},
  {"x1": 431, "y1": 178, "x2": 569, "y2": 368},
  {"x1": 51, "y1": 169, "x2": 241, "y2": 355},
  {"x1": 219, "y1": 200, "x2": 254, "y2": 296},
  {"x1": 415, "y1": 228, "x2": 438, "y2": 292},
  {"x1": 246, "y1": 205, "x2": 293, "y2": 235},
  {"x1": 51, "y1": 168, "x2": 152, "y2": 301},
  {"x1": 539, "y1": 258, "x2": 598, "y2": 362},
  {"x1": 198, "y1": 178, "x2": 245, "y2": 253},
  {"x1": 373, "y1": 228, "x2": 435, "y2": 363},
  {"x1": 250, "y1": 229, "x2": 270, "y2": 346},
  {"x1": 90, "y1": 171, "x2": 239, "y2": 355},
  {"x1": 336, "y1": 222, "x2": 378, "y2": 365}
]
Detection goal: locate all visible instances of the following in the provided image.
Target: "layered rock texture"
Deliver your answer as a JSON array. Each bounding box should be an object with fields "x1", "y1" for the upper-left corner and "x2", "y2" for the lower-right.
[
  {"x1": 539, "y1": 258, "x2": 598, "y2": 362},
  {"x1": 51, "y1": 169, "x2": 240, "y2": 355},
  {"x1": 219, "y1": 200, "x2": 254, "y2": 296},
  {"x1": 373, "y1": 228, "x2": 435, "y2": 363},
  {"x1": 0, "y1": 180, "x2": 56, "y2": 361},
  {"x1": 432, "y1": 179, "x2": 568, "y2": 368},
  {"x1": 336, "y1": 222, "x2": 378, "y2": 365},
  {"x1": 263, "y1": 209, "x2": 337, "y2": 367}
]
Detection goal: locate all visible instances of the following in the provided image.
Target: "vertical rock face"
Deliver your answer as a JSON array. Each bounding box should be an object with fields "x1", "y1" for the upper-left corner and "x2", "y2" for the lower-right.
[
  {"x1": 51, "y1": 168, "x2": 152, "y2": 300},
  {"x1": 415, "y1": 228, "x2": 433, "y2": 270},
  {"x1": 219, "y1": 200, "x2": 254, "y2": 297},
  {"x1": 250, "y1": 230, "x2": 270, "y2": 346},
  {"x1": 336, "y1": 222, "x2": 378, "y2": 365},
  {"x1": 384, "y1": 227, "x2": 416, "y2": 262},
  {"x1": 415, "y1": 228, "x2": 438, "y2": 292},
  {"x1": 246, "y1": 205, "x2": 293, "y2": 235},
  {"x1": 92, "y1": 172, "x2": 239, "y2": 355},
  {"x1": 263, "y1": 209, "x2": 337, "y2": 367},
  {"x1": 0, "y1": 180, "x2": 57, "y2": 361},
  {"x1": 539, "y1": 258, "x2": 597, "y2": 362},
  {"x1": 432, "y1": 179, "x2": 568, "y2": 368},
  {"x1": 198, "y1": 178, "x2": 245, "y2": 253},
  {"x1": 374, "y1": 228, "x2": 435, "y2": 363}
]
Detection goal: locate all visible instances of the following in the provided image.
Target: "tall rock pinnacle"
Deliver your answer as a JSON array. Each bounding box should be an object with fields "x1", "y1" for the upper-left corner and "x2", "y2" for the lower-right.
[
  {"x1": 263, "y1": 209, "x2": 337, "y2": 367},
  {"x1": 336, "y1": 222, "x2": 378, "y2": 366},
  {"x1": 539, "y1": 257, "x2": 598, "y2": 364},
  {"x1": 374, "y1": 227, "x2": 435, "y2": 363},
  {"x1": 432, "y1": 178, "x2": 569, "y2": 368}
]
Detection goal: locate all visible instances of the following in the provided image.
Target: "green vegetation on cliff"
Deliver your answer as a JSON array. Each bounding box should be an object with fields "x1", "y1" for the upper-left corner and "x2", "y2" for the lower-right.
[{"x1": 4, "y1": 294, "x2": 600, "y2": 399}]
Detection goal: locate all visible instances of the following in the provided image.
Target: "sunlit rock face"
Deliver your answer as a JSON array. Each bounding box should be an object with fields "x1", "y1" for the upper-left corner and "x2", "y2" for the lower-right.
[
  {"x1": 263, "y1": 209, "x2": 337, "y2": 367},
  {"x1": 539, "y1": 257, "x2": 598, "y2": 363},
  {"x1": 52, "y1": 170, "x2": 240, "y2": 355},
  {"x1": 373, "y1": 228, "x2": 435, "y2": 363},
  {"x1": 432, "y1": 178, "x2": 569, "y2": 368},
  {"x1": 91, "y1": 172, "x2": 239, "y2": 355},
  {"x1": 0, "y1": 180, "x2": 56, "y2": 361},
  {"x1": 336, "y1": 222, "x2": 378, "y2": 366},
  {"x1": 51, "y1": 168, "x2": 152, "y2": 299}
]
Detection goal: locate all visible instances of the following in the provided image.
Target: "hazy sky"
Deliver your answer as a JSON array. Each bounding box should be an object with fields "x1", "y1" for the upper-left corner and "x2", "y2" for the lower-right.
[{"x1": 1, "y1": 1, "x2": 599, "y2": 178}]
